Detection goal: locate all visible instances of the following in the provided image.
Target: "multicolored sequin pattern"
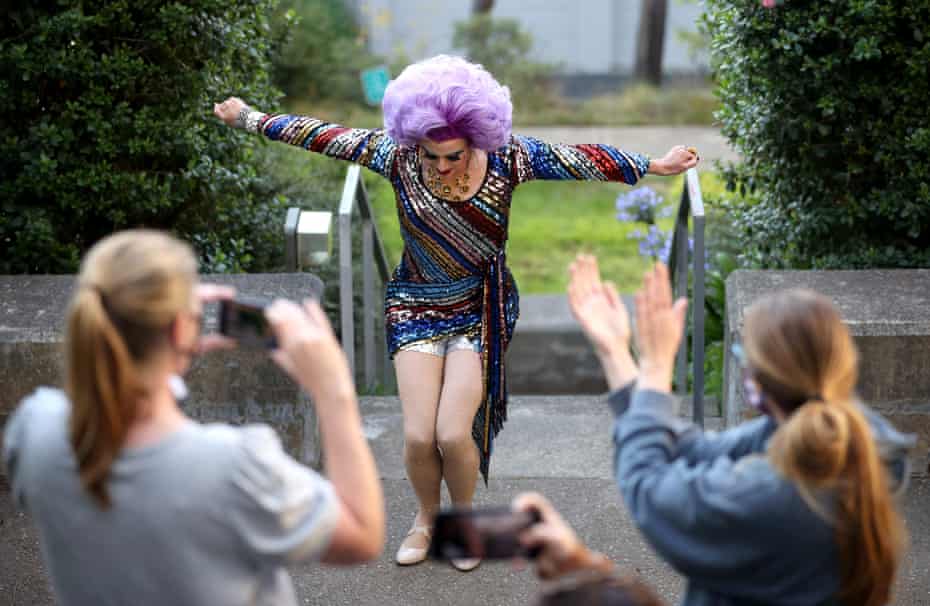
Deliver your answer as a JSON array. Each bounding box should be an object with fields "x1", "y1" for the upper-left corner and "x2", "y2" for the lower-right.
[
  {"x1": 255, "y1": 114, "x2": 397, "y2": 179},
  {"x1": 254, "y1": 114, "x2": 649, "y2": 481},
  {"x1": 512, "y1": 135, "x2": 651, "y2": 184}
]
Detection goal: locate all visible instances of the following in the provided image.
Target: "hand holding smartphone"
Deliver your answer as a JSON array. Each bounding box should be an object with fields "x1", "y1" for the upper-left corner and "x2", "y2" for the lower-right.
[
  {"x1": 428, "y1": 506, "x2": 541, "y2": 561},
  {"x1": 218, "y1": 296, "x2": 277, "y2": 349}
]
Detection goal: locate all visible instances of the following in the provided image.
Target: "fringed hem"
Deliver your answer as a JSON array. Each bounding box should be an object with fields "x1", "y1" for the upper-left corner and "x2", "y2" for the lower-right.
[{"x1": 473, "y1": 251, "x2": 510, "y2": 485}]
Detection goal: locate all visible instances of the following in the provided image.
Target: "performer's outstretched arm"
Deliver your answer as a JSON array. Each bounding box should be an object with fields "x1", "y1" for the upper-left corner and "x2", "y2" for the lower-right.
[
  {"x1": 511, "y1": 135, "x2": 697, "y2": 187},
  {"x1": 214, "y1": 97, "x2": 398, "y2": 180}
]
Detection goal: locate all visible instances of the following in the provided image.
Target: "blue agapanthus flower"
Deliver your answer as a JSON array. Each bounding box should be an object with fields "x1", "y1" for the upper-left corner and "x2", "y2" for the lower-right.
[
  {"x1": 629, "y1": 224, "x2": 669, "y2": 261},
  {"x1": 615, "y1": 187, "x2": 671, "y2": 224}
]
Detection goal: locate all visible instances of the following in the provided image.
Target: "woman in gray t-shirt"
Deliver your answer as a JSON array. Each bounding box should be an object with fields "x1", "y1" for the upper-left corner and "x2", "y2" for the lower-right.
[{"x1": 2, "y1": 230, "x2": 384, "y2": 606}]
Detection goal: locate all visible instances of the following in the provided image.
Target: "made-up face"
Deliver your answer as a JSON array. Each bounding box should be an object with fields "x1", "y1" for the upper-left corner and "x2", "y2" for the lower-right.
[{"x1": 419, "y1": 137, "x2": 472, "y2": 180}]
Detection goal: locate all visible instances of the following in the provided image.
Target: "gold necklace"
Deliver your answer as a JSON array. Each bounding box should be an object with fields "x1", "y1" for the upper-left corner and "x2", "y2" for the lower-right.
[{"x1": 424, "y1": 156, "x2": 472, "y2": 201}]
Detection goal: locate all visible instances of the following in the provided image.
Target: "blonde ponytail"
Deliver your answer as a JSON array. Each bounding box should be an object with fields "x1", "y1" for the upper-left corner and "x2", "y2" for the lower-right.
[
  {"x1": 769, "y1": 399, "x2": 905, "y2": 606},
  {"x1": 745, "y1": 289, "x2": 905, "y2": 606},
  {"x1": 65, "y1": 230, "x2": 197, "y2": 508},
  {"x1": 66, "y1": 287, "x2": 144, "y2": 507}
]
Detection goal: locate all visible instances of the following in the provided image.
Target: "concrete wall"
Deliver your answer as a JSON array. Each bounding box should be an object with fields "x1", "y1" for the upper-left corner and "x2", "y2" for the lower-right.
[
  {"x1": 0, "y1": 274, "x2": 325, "y2": 471},
  {"x1": 348, "y1": 0, "x2": 708, "y2": 78},
  {"x1": 506, "y1": 294, "x2": 610, "y2": 395},
  {"x1": 724, "y1": 270, "x2": 930, "y2": 475}
]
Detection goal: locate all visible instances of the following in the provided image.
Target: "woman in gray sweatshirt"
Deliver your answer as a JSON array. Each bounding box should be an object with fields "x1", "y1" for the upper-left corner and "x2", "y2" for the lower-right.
[
  {"x1": 516, "y1": 255, "x2": 914, "y2": 606},
  {"x1": 3, "y1": 230, "x2": 384, "y2": 606}
]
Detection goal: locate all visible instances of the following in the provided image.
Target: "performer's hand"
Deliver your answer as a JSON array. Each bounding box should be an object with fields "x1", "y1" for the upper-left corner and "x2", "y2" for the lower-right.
[
  {"x1": 213, "y1": 96, "x2": 247, "y2": 127},
  {"x1": 634, "y1": 263, "x2": 688, "y2": 393},
  {"x1": 649, "y1": 145, "x2": 699, "y2": 176},
  {"x1": 568, "y1": 254, "x2": 636, "y2": 389}
]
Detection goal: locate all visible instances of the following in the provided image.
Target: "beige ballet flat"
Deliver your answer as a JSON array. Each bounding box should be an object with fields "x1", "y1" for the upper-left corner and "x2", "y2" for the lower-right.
[{"x1": 395, "y1": 524, "x2": 431, "y2": 566}]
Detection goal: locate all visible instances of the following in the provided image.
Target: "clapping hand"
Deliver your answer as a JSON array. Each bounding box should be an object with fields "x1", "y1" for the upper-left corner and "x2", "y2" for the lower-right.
[
  {"x1": 634, "y1": 263, "x2": 688, "y2": 393},
  {"x1": 568, "y1": 254, "x2": 630, "y2": 354},
  {"x1": 567, "y1": 254, "x2": 637, "y2": 390}
]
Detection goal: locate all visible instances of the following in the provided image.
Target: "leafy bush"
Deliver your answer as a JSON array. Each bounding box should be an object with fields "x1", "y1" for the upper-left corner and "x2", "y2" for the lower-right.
[
  {"x1": 452, "y1": 14, "x2": 557, "y2": 114},
  {"x1": 0, "y1": 0, "x2": 289, "y2": 274},
  {"x1": 272, "y1": 0, "x2": 381, "y2": 104},
  {"x1": 702, "y1": 0, "x2": 930, "y2": 269}
]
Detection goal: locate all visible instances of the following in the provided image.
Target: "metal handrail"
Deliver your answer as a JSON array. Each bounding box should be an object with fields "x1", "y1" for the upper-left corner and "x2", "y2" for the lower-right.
[
  {"x1": 338, "y1": 164, "x2": 391, "y2": 389},
  {"x1": 668, "y1": 168, "x2": 706, "y2": 427}
]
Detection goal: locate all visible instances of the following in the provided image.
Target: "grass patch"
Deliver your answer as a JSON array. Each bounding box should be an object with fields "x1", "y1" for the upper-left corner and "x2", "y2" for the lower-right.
[
  {"x1": 366, "y1": 173, "x2": 685, "y2": 294},
  {"x1": 522, "y1": 84, "x2": 719, "y2": 127},
  {"x1": 507, "y1": 178, "x2": 676, "y2": 293},
  {"x1": 268, "y1": 100, "x2": 726, "y2": 295}
]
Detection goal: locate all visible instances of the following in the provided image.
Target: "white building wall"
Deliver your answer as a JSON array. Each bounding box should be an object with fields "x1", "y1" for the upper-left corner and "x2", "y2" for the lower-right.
[{"x1": 348, "y1": 0, "x2": 708, "y2": 76}]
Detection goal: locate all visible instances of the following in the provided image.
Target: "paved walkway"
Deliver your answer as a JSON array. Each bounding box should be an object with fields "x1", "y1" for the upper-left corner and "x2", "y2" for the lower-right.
[
  {"x1": 520, "y1": 126, "x2": 738, "y2": 165},
  {"x1": 2, "y1": 395, "x2": 928, "y2": 605}
]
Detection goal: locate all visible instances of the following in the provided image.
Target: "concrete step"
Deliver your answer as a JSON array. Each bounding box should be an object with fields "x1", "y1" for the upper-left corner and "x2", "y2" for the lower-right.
[
  {"x1": 4, "y1": 394, "x2": 929, "y2": 606},
  {"x1": 291, "y1": 477, "x2": 684, "y2": 606},
  {"x1": 361, "y1": 395, "x2": 722, "y2": 481},
  {"x1": 506, "y1": 295, "x2": 616, "y2": 395}
]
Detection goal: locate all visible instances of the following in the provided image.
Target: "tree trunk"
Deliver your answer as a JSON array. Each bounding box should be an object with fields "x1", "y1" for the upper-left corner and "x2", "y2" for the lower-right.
[
  {"x1": 472, "y1": 0, "x2": 494, "y2": 15},
  {"x1": 634, "y1": 0, "x2": 667, "y2": 86}
]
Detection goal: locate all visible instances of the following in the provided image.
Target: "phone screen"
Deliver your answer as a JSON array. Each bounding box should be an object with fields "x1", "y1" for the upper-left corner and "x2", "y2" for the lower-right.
[
  {"x1": 428, "y1": 507, "x2": 540, "y2": 560},
  {"x1": 218, "y1": 297, "x2": 277, "y2": 349}
]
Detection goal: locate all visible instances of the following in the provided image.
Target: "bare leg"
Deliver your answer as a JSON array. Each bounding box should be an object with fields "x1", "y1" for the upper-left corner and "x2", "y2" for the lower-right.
[
  {"x1": 435, "y1": 349, "x2": 484, "y2": 508},
  {"x1": 395, "y1": 351, "x2": 444, "y2": 557}
]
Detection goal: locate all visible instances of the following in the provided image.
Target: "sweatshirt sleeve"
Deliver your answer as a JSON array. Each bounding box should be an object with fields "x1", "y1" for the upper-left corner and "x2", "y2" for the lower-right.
[
  {"x1": 675, "y1": 416, "x2": 776, "y2": 463},
  {"x1": 2, "y1": 398, "x2": 32, "y2": 509},
  {"x1": 226, "y1": 425, "x2": 341, "y2": 566},
  {"x1": 607, "y1": 385, "x2": 774, "y2": 463},
  {"x1": 612, "y1": 389, "x2": 835, "y2": 599}
]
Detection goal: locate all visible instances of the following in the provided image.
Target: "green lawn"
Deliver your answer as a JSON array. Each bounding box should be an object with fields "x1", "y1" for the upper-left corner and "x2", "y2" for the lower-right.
[
  {"x1": 281, "y1": 84, "x2": 720, "y2": 294},
  {"x1": 365, "y1": 173, "x2": 683, "y2": 294},
  {"x1": 267, "y1": 140, "x2": 721, "y2": 295}
]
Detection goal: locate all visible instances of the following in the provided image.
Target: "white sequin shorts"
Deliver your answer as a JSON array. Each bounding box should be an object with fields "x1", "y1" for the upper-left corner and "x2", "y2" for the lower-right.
[{"x1": 399, "y1": 334, "x2": 481, "y2": 357}]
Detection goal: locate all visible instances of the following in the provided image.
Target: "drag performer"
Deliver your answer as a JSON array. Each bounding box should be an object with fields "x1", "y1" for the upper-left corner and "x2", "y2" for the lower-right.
[{"x1": 214, "y1": 55, "x2": 697, "y2": 571}]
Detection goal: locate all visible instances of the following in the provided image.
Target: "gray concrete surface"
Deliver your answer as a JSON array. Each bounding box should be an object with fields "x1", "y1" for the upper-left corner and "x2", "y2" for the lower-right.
[
  {"x1": 506, "y1": 295, "x2": 623, "y2": 395},
  {"x1": 723, "y1": 270, "x2": 930, "y2": 474},
  {"x1": 5, "y1": 395, "x2": 928, "y2": 605},
  {"x1": 519, "y1": 126, "x2": 738, "y2": 166},
  {"x1": 0, "y1": 273, "x2": 325, "y2": 469}
]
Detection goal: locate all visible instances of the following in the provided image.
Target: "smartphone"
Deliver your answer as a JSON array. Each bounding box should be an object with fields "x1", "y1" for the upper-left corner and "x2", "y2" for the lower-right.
[
  {"x1": 428, "y1": 506, "x2": 541, "y2": 560},
  {"x1": 218, "y1": 296, "x2": 277, "y2": 349}
]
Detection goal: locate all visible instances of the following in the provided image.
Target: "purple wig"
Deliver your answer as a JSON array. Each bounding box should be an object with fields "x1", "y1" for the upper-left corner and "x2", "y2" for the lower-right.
[{"x1": 382, "y1": 55, "x2": 513, "y2": 151}]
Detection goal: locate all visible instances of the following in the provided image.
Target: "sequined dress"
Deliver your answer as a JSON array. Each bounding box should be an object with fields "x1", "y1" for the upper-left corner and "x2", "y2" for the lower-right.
[{"x1": 245, "y1": 112, "x2": 650, "y2": 481}]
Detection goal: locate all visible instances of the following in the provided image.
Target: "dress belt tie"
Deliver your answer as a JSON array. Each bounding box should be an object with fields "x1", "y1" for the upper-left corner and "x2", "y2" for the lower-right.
[{"x1": 474, "y1": 249, "x2": 509, "y2": 484}]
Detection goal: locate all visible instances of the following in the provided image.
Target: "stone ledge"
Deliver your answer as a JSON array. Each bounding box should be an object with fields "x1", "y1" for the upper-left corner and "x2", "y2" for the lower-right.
[
  {"x1": 726, "y1": 269, "x2": 930, "y2": 338},
  {"x1": 0, "y1": 273, "x2": 325, "y2": 470},
  {"x1": 507, "y1": 294, "x2": 633, "y2": 394},
  {"x1": 724, "y1": 270, "x2": 930, "y2": 473}
]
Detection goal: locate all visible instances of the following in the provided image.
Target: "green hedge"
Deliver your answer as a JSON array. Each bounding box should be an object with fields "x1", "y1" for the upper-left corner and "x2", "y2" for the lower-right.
[
  {"x1": 1, "y1": 0, "x2": 288, "y2": 273},
  {"x1": 272, "y1": 0, "x2": 381, "y2": 104},
  {"x1": 703, "y1": 0, "x2": 930, "y2": 268}
]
